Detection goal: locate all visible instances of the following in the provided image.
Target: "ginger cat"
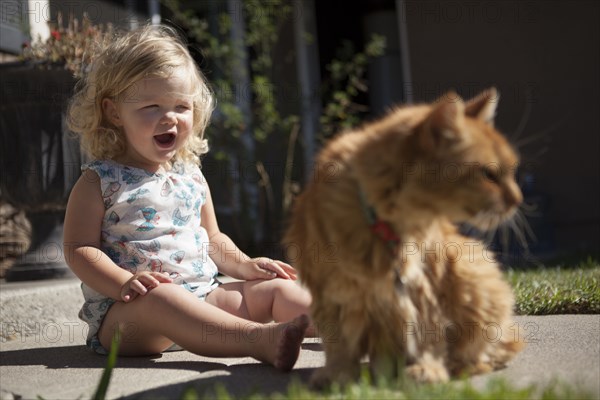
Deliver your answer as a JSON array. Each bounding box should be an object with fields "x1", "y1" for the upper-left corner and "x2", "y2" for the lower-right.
[{"x1": 285, "y1": 88, "x2": 524, "y2": 387}]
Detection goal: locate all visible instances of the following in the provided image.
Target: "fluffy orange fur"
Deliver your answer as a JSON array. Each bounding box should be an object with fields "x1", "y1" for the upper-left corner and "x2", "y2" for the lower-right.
[{"x1": 285, "y1": 88, "x2": 524, "y2": 387}]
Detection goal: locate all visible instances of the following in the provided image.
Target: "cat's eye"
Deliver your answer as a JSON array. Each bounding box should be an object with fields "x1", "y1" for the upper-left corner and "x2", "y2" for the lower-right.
[{"x1": 482, "y1": 167, "x2": 500, "y2": 184}]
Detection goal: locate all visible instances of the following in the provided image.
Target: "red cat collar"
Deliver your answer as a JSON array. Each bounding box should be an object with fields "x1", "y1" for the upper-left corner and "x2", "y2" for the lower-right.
[
  {"x1": 371, "y1": 220, "x2": 401, "y2": 248},
  {"x1": 359, "y1": 190, "x2": 401, "y2": 253}
]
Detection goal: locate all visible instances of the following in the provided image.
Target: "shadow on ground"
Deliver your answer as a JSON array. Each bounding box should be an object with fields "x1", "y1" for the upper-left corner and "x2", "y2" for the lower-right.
[
  {"x1": 122, "y1": 365, "x2": 315, "y2": 399},
  {"x1": 0, "y1": 343, "x2": 320, "y2": 398}
]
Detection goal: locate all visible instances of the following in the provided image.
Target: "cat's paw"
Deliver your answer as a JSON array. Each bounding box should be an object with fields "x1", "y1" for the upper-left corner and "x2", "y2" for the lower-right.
[
  {"x1": 449, "y1": 360, "x2": 493, "y2": 377},
  {"x1": 310, "y1": 367, "x2": 357, "y2": 390},
  {"x1": 309, "y1": 368, "x2": 334, "y2": 390},
  {"x1": 405, "y1": 361, "x2": 449, "y2": 383}
]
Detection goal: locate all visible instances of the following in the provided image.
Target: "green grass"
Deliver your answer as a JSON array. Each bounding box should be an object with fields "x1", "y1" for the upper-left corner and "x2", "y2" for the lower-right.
[
  {"x1": 180, "y1": 374, "x2": 595, "y2": 400},
  {"x1": 92, "y1": 331, "x2": 120, "y2": 400},
  {"x1": 508, "y1": 257, "x2": 600, "y2": 315}
]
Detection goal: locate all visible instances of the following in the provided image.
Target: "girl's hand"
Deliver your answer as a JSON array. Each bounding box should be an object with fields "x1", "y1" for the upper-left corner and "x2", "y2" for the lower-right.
[
  {"x1": 241, "y1": 257, "x2": 298, "y2": 281},
  {"x1": 120, "y1": 271, "x2": 173, "y2": 302}
]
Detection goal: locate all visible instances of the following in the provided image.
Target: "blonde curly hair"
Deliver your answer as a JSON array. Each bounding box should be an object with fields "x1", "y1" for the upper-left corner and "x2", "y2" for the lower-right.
[{"x1": 67, "y1": 24, "x2": 214, "y2": 164}]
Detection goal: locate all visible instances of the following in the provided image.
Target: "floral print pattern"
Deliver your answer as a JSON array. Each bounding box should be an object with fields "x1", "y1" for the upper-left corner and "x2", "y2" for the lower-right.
[{"x1": 79, "y1": 159, "x2": 219, "y2": 346}]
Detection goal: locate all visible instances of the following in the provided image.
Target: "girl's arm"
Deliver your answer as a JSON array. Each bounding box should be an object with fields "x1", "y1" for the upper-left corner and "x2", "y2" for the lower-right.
[
  {"x1": 200, "y1": 181, "x2": 297, "y2": 281},
  {"x1": 63, "y1": 170, "x2": 170, "y2": 302}
]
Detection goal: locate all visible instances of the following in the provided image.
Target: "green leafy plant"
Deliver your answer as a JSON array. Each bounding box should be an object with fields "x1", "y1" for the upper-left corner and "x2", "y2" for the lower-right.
[
  {"x1": 164, "y1": 0, "x2": 385, "y2": 250},
  {"x1": 320, "y1": 35, "x2": 386, "y2": 140},
  {"x1": 21, "y1": 12, "x2": 114, "y2": 78}
]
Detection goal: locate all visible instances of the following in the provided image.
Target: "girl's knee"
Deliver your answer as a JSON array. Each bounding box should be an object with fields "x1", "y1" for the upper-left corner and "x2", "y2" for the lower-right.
[
  {"x1": 278, "y1": 278, "x2": 307, "y2": 293},
  {"x1": 140, "y1": 282, "x2": 190, "y2": 307},
  {"x1": 264, "y1": 279, "x2": 309, "y2": 302},
  {"x1": 276, "y1": 278, "x2": 298, "y2": 288},
  {"x1": 254, "y1": 278, "x2": 296, "y2": 294}
]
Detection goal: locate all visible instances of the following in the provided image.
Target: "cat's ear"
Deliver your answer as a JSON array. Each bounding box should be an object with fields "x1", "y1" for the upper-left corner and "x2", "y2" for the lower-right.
[
  {"x1": 465, "y1": 87, "x2": 499, "y2": 125},
  {"x1": 421, "y1": 91, "x2": 466, "y2": 151}
]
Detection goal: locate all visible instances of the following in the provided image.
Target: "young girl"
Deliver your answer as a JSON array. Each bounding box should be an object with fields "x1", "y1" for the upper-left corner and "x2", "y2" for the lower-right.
[{"x1": 63, "y1": 24, "x2": 312, "y2": 371}]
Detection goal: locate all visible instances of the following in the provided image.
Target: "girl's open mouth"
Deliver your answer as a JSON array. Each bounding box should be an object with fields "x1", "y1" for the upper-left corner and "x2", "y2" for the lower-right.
[{"x1": 154, "y1": 133, "x2": 176, "y2": 148}]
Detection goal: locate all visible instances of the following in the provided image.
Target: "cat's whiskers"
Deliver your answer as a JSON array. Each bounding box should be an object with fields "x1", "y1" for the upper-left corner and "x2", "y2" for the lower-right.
[
  {"x1": 510, "y1": 109, "x2": 570, "y2": 150},
  {"x1": 485, "y1": 211, "x2": 502, "y2": 245},
  {"x1": 511, "y1": 208, "x2": 534, "y2": 249},
  {"x1": 499, "y1": 216, "x2": 512, "y2": 255},
  {"x1": 486, "y1": 207, "x2": 533, "y2": 261},
  {"x1": 523, "y1": 145, "x2": 550, "y2": 162},
  {"x1": 470, "y1": 208, "x2": 529, "y2": 259},
  {"x1": 510, "y1": 89, "x2": 533, "y2": 142},
  {"x1": 513, "y1": 201, "x2": 541, "y2": 252},
  {"x1": 469, "y1": 210, "x2": 498, "y2": 245}
]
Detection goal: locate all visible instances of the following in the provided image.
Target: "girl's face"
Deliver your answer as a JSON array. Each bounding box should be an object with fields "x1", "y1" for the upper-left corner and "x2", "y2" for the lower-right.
[{"x1": 103, "y1": 68, "x2": 194, "y2": 171}]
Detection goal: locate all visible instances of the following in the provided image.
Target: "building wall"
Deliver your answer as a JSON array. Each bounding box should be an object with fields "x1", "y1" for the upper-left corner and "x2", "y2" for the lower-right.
[{"x1": 399, "y1": 0, "x2": 599, "y2": 259}]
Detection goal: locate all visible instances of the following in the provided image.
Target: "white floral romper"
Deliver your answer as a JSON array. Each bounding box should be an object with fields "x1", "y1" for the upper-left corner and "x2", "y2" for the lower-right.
[{"x1": 79, "y1": 159, "x2": 219, "y2": 353}]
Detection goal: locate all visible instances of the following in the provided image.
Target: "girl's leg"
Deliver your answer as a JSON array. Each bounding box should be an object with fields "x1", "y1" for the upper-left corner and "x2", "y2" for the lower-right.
[
  {"x1": 97, "y1": 283, "x2": 308, "y2": 371},
  {"x1": 206, "y1": 279, "x2": 315, "y2": 335}
]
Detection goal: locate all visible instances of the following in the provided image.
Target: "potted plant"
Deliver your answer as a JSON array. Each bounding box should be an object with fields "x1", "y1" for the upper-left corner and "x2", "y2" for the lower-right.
[{"x1": 0, "y1": 14, "x2": 113, "y2": 281}]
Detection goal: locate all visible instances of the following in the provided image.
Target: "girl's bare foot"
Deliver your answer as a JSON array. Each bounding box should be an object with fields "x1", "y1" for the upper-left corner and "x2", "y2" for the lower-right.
[{"x1": 269, "y1": 314, "x2": 310, "y2": 371}]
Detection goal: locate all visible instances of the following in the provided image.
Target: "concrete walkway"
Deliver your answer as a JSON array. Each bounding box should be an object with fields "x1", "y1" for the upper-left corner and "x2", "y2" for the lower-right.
[{"x1": 1, "y1": 278, "x2": 599, "y2": 399}]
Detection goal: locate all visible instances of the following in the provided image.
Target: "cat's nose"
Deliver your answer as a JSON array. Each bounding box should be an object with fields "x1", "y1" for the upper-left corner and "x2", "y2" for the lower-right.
[{"x1": 503, "y1": 183, "x2": 523, "y2": 209}]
